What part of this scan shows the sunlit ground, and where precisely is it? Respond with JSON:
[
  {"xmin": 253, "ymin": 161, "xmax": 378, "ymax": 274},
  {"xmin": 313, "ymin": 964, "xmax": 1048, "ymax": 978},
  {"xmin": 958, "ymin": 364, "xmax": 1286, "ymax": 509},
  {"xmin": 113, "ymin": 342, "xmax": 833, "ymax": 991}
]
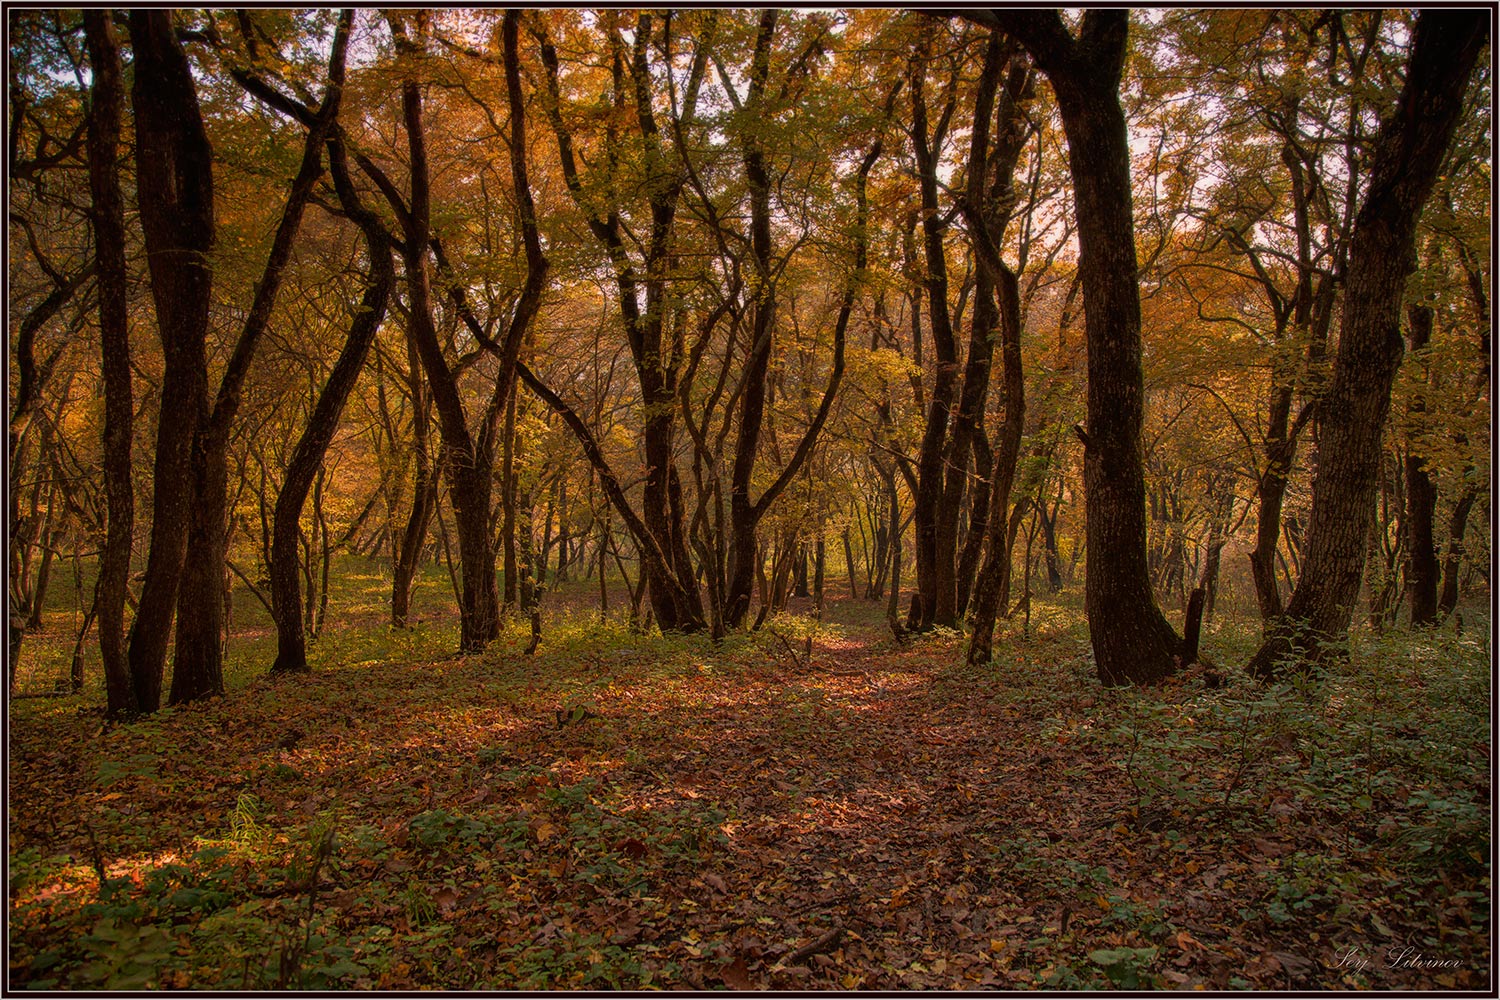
[{"xmin": 7, "ymin": 558, "xmax": 1491, "ymax": 990}]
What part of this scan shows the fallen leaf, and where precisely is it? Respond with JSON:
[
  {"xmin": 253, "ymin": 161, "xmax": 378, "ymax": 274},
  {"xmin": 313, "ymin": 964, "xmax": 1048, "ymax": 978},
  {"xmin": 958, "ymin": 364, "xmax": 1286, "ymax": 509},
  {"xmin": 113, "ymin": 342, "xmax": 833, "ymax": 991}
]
[{"xmin": 719, "ymin": 956, "xmax": 753, "ymax": 990}]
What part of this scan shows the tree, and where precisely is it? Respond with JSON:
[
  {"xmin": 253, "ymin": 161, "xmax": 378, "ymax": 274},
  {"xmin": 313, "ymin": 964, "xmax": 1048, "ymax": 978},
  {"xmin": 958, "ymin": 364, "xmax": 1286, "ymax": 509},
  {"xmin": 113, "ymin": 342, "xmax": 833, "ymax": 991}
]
[
  {"xmin": 533, "ymin": 11, "xmax": 707, "ymax": 632},
  {"xmin": 982, "ymin": 10, "xmax": 1184, "ymax": 684},
  {"xmin": 1248, "ymin": 11, "xmax": 1488, "ymax": 678},
  {"xmin": 168, "ymin": 13, "xmax": 351, "ymax": 702},
  {"xmin": 83, "ymin": 9, "xmax": 134, "ymax": 716},
  {"xmin": 124, "ymin": 10, "xmax": 216, "ymax": 712},
  {"xmin": 1402, "ymin": 304, "xmax": 1440, "ymax": 626},
  {"xmin": 255, "ymin": 14, "xmax": 392, "ymax": 675}
]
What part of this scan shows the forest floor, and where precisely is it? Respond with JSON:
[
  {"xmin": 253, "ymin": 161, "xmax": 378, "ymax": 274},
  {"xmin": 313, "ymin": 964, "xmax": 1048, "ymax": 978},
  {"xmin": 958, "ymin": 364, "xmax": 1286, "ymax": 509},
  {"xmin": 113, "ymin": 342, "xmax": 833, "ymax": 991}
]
[{"xmin": 6, "ymin": 565, "xmax": 1492, "ymax": 991}]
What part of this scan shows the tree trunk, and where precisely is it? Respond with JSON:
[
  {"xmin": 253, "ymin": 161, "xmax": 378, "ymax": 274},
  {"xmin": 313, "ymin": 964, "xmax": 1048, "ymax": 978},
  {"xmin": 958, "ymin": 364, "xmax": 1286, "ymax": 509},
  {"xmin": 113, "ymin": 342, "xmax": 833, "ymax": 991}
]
[
  {"xmin": 124, "ymin": 9, "xmax": 216, "ymax": 713},
  {"xmin": 270, "ymin": 135, "xmax": 393, "ymax": 673},
  {"xmin": 1403, "ymin": 304, "xmax": 1440, "ymax": 626},
  {"xmin": 941, "ymin": 36, "xmax": 1007, "ymax": 622},
  {"xmin": 814, "ymin": 536, "xmax": 825, "ymax": 609},
  {"xmin": 1038, "ymin": 495, "xmax": 1064, "ymax": 594},
  {"xmin": 843, "ymin": 527, "xmax": 859, "ymax": 600},
  {"xmin": 1249, "ymin": 11, "xmax": 1487, "ymax": 678},
  {"xmin": 967, "ymin": 264, "xmax": 1026, "ymax": 665},
  {"xmin": 723, "ymin": 17, "xmax": 877, "ymax": 629},
  {"xmin": 1437, "ymin": 487, "xmax": 1477, "ymax": 621},
  {"xmin": 909, "ymin": 27, "xmax": 962, "ymax": 630},
  {"xmin": 393, "ymin": 340, "xmax": 436, "ymax": 627},
  {"xmin": 176, "ymin": 13, "xmax": 351, "ymax": 701},
  {"xmin": 384, "ymin": 12, "xmax": 550, "ymax": 653},
  {"xmin": 537, "ymin": 16, "xmax": 701, "ymax": 633},
  {"xmin": 83, "ymin": 11, "xmax": 135, "ymax": 715},
  {"xmin": 724, "ymin": 16, "xmax": 779, "ymax": 630},
  {"xmin": 991, "ymin": 10, "xmax": 1183, "ymax": 684},
  {"xmin": 501, "ymin": 388, "xmax": 520, "ymax": 610}
]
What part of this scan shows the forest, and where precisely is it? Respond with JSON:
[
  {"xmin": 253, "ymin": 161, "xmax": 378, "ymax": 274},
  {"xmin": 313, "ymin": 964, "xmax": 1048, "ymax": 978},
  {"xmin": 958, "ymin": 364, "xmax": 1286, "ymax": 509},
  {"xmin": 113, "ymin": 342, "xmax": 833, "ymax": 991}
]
[{"xmin": 6, "ymin": 8, "xmax": 1491, "ymax": 991}]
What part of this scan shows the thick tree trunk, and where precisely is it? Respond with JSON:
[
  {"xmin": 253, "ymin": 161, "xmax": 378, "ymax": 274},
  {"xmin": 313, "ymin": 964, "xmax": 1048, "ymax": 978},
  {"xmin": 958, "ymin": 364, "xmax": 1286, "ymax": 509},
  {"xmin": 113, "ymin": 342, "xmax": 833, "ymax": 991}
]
[
  {"xmin": 176, "ymin": 14, "xmax": 350, "ymax": 700},
  {"xmin": 124, "ymin": 10, "xmax": 216, "ymax": 713},
  {"xmin": 991, "ymin": 10, "xmax": 1182, "ymax": 684},
  {"xmin": 171, "ymin": 451, "xmax": 230, "ymax": 701},
  {"xmin": 1249, "ymin": 12, "xmax": 1487, "ymax": 678},
  {"xmin": 84, "ymin": 10, "xmax": 136, "ymax": 717},
  {"xmin": 1403, "ymin": 304, "xmax": 1439, "ymax": 626}
]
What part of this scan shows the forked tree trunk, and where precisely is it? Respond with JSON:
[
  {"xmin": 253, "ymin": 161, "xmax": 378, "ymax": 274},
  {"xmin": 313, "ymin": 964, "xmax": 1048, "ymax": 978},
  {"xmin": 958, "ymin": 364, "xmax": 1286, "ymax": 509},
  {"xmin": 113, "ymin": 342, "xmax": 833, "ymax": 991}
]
[
  {"xmin": 909, "ymin": 26, "xmax": 962, "ymax": 631},
  {"xmin": 176, "ymin": 12, "xmax": 351, "ymax": 701},
  {"xmin": 124, "ymin": 9, "xmax": 215, "ymax": 713},
  {"xmin": 1249, "ymin": 11, "xmax": 1487, "ymax": 678}
]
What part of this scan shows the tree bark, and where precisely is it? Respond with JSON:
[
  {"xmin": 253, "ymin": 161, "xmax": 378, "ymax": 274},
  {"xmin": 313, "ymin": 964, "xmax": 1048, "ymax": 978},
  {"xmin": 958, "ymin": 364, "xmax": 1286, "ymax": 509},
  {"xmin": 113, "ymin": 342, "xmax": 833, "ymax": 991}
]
[
  {"xmin": 1437, "ymin": 487, "xmax": 1477, "ymax": 621},
  {"xmin": 1248, "ymin": 11, "xmax": 1487, "ymax": 678},
  {"xmin": 84, "ymin": 10, "xmax": 137, "ymax": 718},
  {"xmin": 270, "ymin": 134, "xmax": 394, "ymax": 674},
  {"xmin": 174, "ymin": 12, "xmax": 351, "ymax": 701},
  {"xmin": 909, "ymin": 27, "xmax": 962, "ymax": 630},
  {"xmin": 125, "ymin": 9, "xmax": 216, "ymax": 713},
  {"xmin": 1403, "ymin": 304, "xmax": 1439, "ymax": 626},
  {"xmin": 990, "ymin": 10, "xmax": 1183, "ymax": 684}
]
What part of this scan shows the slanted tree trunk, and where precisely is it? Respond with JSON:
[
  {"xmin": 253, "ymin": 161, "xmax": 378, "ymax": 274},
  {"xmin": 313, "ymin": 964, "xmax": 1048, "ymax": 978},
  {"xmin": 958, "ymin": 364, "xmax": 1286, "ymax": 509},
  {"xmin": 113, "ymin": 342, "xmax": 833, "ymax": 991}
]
[
  {"xmin": 391, "ymin": 333, "xmax": 437, "ymax": 627},
  {"xmin": 124, "ymin": 9, "xmax": 216, "ymax": 713},
  {"xmin": 536, "ymin": 15, "xmax": 703, "ymax": 632},
  {"xmin": 1403, "ymin": 304, "xmax": 1440, "ymax": 626},
  {"xmin": 84, "ymin": 10, "xmax": 136, "ymax": 717},
  {"xmin": 270, "ymin": 134, "xmax": 394, "ymax": 674},
  {"xmin": 1249, "ymin": 11, "xmax": 1487, "ymax": 678},
  {"xmin": 988, "ymin": 10, "xmax": 1182, "ymax": 684},
  {"xmin": 967, "ymin": 262, "xmax": 1026, "ymax": 665}
]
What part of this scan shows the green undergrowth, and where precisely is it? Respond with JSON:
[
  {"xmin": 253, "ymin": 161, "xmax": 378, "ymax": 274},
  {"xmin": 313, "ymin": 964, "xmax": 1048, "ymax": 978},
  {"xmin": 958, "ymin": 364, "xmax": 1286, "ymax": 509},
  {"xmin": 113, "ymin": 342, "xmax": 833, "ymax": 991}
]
[{"xmin": 7, "ymin": 583, "xmax": 1490, "ymax": 990}]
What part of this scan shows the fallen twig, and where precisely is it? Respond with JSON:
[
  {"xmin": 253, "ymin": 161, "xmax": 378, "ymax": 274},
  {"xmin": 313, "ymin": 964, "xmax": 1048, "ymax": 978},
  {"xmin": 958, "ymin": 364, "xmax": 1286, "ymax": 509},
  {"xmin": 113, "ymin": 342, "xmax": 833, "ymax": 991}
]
[{"xmin": 785, "ymin": 924, "xmax": 844, "ymax": 965}]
